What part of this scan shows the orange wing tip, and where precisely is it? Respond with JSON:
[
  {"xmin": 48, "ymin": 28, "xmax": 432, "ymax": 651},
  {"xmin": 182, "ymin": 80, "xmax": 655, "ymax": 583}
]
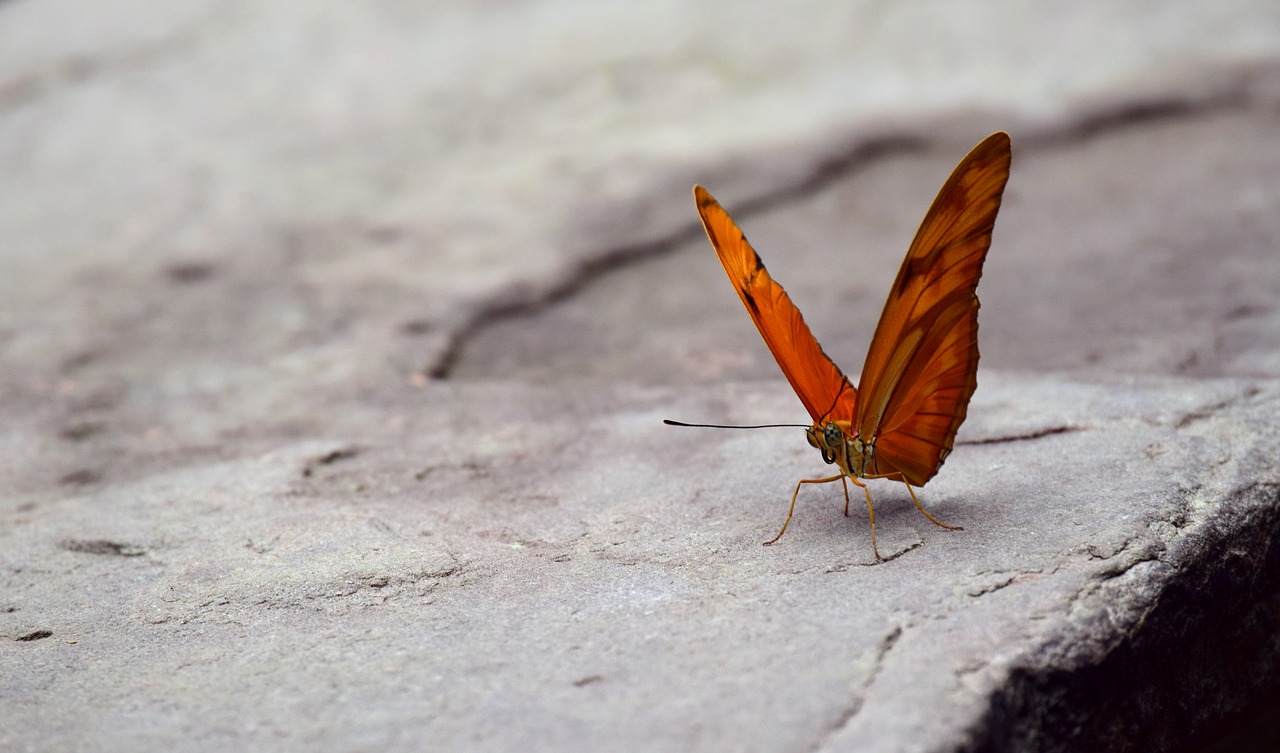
[{"xmin": 693, "ymin": 184, "xmax": 718, "ymax": 210}]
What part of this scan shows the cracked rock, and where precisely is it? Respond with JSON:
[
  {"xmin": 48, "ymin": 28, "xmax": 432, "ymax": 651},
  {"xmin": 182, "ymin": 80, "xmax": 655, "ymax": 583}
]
[{"xmin": 4, "ymin": 2, "xmax": 1280, "ymax": 752}]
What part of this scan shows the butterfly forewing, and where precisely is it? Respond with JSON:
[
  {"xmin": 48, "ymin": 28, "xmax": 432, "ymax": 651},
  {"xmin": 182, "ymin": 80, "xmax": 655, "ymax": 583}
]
[
  {"xmin": 693, "ymin": 186, "xmax": 856, "ymax": 424},
  {"xmin": 855, "ymin": 132, "xmax": 1012, "ymax": 483}
]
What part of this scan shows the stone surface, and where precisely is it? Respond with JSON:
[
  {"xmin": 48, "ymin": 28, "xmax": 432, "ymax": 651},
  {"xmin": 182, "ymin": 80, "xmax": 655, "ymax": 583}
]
[
  {"xmin": 2, "ymin": 376, "xmax": 1279, "ymax": 753},
  {"xmin": 3, "ymin": 1, "xmax": 1280, "ymax": 752}
]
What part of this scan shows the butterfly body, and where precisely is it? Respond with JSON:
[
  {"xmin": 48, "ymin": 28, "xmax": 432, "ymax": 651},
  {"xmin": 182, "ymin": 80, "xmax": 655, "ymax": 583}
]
[
  {"xmin": 692, "ymin": 132, "xmax": 1012, "ymax": 559},
  {"xmin": 805, "ymin": 420, "xmax": 869, "ymax": 477}
]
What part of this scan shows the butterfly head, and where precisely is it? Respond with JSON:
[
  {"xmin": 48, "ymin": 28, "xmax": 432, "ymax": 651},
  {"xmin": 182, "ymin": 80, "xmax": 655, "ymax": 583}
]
[{"xmin": 806, "ymin": 420, "xmax": 873, "ymax": 478}]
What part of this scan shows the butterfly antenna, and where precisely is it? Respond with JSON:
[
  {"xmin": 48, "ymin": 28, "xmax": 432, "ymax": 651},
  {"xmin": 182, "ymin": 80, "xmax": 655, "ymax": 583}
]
[{"xmin": 663, "ymin": 420, "xmax": 807, "ymax": 430}]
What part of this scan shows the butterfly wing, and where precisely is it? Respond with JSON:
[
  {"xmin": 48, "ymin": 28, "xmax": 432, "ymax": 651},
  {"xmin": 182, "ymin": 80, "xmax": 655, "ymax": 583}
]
[
  {"xmin": 694, "ymin": 185, "xmax": 856, "ymax": 424},
  {"xmin": 854, "ymin": 132, "xmax": 1012, "ymax": 484}
]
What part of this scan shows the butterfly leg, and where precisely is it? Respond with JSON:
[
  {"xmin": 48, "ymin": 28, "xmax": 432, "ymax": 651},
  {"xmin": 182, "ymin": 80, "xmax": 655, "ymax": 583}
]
[
  {"xmin": 841, "ymin": 475, "xmax": 851, "ymax": 517},
  {"xmin": 849, "ymin": 477, "xmax": 881, "ymax": 561},
  {"xmin": 765, "ymin": 474, "xmax": 844, "ymax": 546}
]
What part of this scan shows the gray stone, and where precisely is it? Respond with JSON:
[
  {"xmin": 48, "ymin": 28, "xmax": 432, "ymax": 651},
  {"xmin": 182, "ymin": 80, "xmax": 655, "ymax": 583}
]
[
  {"xmin": 2, "ymin": 377, "xmax": 1278, "ymax": 752},
  {"xmin": 4, "ymin": 1, "xmax": 1280, "ymax": 752}
]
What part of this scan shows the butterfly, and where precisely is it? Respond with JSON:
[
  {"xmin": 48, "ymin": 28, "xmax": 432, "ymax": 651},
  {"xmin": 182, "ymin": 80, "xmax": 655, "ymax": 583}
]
[{"xmin": 688, "ymin": 132, "xmax": 1012, "ymax": 560}]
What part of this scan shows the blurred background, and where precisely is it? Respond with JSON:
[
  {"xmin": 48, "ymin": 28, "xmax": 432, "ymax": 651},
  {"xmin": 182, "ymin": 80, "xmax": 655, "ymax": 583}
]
[{"xmin": 2, "ymin": 0, "xmax": 1277, "ymax": 411}]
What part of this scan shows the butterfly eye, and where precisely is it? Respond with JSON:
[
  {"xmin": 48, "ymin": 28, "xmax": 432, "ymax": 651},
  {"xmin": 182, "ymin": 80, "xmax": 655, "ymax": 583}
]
[{"xmin": 823, "ymin": 423, "xmax": 843, "ymax": 447}]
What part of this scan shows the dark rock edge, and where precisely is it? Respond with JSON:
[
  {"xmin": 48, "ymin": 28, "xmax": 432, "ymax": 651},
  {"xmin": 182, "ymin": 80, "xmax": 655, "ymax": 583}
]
[{"xmin": 965, "ymin": 481, "xmax": 1280, "ymax": 753}]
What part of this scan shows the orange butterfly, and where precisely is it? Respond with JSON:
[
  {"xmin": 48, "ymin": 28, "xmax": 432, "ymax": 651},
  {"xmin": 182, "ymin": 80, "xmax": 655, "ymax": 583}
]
[{"xmin": 689, "ymin": 132, "xmax": 1011, "ymax": 560}]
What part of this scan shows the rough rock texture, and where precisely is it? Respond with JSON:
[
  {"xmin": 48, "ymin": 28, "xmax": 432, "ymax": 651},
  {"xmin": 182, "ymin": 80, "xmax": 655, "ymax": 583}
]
[{"xmin": 3, "ymin": 2, "xmax": 1280, "ymax": 752}]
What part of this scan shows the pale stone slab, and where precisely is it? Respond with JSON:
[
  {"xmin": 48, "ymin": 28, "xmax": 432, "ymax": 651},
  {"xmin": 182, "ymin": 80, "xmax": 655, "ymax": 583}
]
[
  {"xmin": 2, "ymin": 375, "xmax": 1277, "ymax": 752},
  {"xmin": 3, "ymin": 1, "xmax": 1280, "ymax": 751}
]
